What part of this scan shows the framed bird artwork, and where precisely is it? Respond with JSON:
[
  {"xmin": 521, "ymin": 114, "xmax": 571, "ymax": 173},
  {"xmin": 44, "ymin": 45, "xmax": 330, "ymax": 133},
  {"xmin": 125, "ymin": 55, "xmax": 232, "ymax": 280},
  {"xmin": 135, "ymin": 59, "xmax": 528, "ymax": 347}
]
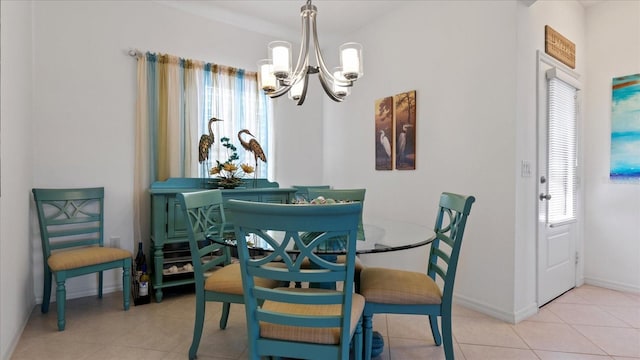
[
  {"xmin": 394, "ymin": 90, "xmax": 416, "ymax": 170},
  {"xmin": 375, "ymin": 96, "xmax": 393, "ymax": 170}
]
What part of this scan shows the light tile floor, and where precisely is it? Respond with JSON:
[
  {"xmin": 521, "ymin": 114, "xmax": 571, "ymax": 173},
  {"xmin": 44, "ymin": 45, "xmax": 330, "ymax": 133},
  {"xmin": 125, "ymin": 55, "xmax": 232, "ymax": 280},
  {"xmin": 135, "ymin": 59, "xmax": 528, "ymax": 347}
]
[{"xmin": 11, "ymin": 284, "xmax": 640, "ymax": 359}]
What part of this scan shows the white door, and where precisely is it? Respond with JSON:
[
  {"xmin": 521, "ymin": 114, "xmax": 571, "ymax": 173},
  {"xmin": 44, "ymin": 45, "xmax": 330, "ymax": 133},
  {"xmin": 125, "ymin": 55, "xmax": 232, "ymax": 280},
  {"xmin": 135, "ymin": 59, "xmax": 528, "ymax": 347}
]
[{"xmin": 536, "ymin": 52, "xmax": 580, "ymax": 306}]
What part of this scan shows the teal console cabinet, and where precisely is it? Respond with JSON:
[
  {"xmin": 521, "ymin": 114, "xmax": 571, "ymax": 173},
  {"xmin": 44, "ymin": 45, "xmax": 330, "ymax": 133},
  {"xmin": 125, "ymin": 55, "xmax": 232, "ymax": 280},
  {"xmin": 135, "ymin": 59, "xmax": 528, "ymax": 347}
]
[{"xmin": 149, "ymin": 177, "xmax": 296, "ymax": 302}]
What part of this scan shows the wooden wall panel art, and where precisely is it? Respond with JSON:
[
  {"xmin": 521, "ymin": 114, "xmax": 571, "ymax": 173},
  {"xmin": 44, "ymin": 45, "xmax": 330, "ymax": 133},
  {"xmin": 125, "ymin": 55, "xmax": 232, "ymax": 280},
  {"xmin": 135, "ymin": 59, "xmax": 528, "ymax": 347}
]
[
  {"xmin": 375, "ymin": 96, "xmax": 393, "ymax": 170},
  {"xmin": 394, "ymin": 90, "xmax": 416, "ymax": 170},
  {"xmin": 375, "ymin": 90, "xmax": 417, "ymax": 170},
  {"xmin": 545, "ymin": 25, "xmax": 576, "ymax": 69}
]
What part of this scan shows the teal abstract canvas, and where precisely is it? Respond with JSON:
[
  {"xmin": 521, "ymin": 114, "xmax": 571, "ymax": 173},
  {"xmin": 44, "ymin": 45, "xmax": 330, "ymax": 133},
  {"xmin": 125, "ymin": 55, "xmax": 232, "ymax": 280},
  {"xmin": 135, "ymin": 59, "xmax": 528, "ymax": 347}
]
[{"xmin": 610, "ymin": 73, "xmax": 640, "ymax": 180}]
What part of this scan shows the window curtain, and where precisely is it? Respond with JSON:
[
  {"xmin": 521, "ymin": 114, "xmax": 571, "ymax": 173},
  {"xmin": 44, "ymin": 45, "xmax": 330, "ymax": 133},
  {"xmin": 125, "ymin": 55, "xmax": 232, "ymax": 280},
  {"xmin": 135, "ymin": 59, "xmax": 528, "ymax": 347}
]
[
  {"xmin": 133, "ymin": 51, "xmax": 272, "ymax": 250},
  {"xmin": 203, "ymin": 64, "xmax": 272, "ymax": 179},
  {"xmin": 184, "ymin": 60, "xmax": 204, "ymax": 176}
]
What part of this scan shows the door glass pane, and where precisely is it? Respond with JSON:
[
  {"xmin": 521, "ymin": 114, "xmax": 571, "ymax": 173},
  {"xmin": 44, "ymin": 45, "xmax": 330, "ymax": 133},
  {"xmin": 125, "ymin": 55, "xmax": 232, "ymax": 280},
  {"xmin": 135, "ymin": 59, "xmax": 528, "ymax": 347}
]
[{"xmin": 547, "ymin": 77, "xmax": 577, "ymax": 224}]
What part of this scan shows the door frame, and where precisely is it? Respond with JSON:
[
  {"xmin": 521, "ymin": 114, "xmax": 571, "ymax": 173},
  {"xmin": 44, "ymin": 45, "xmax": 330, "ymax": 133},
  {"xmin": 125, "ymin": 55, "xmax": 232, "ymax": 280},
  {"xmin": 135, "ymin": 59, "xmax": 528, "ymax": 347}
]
[{"xmin": 535, "ymin": 50, "xmax": 584, "ymax": 306}]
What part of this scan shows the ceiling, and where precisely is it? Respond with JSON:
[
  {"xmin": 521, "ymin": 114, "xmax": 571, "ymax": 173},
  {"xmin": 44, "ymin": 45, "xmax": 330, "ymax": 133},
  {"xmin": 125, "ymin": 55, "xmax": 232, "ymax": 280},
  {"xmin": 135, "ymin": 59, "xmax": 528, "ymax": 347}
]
[
  {"xmin": 578, "ymin": 0, "xmax": 605, "ymax": 7},
  {"xmin": 159, "ymin": 0, "xmax": 604, "ymax": 41},
  {"xmin": 158, "ymin": 0, "xmax": 413, "ymax": 41}
]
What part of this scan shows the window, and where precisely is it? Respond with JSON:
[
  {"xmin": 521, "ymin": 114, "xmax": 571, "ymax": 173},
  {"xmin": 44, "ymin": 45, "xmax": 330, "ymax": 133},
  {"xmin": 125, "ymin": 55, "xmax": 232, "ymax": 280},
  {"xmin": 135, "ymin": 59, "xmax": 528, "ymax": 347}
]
[
  {"xmin": 546, "ymin": 70, "xmax": 578, "ymax": 224},
  {"xmin": 201, "ymin": 66, "xmax": 272, "ymax": 179}
]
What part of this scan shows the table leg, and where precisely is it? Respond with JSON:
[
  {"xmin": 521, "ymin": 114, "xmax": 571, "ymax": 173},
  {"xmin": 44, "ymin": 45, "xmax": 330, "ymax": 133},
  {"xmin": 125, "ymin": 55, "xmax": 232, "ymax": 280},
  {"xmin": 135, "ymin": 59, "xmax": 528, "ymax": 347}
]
[
  {"xmin": 364, "ymin": 315, "xmax": 385, "ymax": 358},
  {"xmin": 371, "ymin": 331, "xmax": 384, "ymax": 357}
]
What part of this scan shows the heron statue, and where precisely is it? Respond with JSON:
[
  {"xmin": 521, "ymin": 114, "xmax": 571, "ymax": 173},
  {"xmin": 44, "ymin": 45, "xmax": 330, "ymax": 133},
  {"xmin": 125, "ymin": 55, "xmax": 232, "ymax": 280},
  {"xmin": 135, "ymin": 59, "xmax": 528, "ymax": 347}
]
[
  {"xmin": 238, "ymin": 129, "xmax": 266, "ymax": 178},
  {"xmin": 198, "ymin": 117, "xmax": 223, "ymax": 163}
]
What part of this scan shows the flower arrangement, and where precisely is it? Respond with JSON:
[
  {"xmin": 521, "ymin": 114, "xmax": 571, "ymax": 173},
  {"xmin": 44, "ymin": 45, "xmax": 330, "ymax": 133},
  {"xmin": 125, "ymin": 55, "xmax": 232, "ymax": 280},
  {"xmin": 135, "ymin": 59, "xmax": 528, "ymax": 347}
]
[{"xmin": 209, "ymin": 137, "xmax": 254, "ymax": 188}]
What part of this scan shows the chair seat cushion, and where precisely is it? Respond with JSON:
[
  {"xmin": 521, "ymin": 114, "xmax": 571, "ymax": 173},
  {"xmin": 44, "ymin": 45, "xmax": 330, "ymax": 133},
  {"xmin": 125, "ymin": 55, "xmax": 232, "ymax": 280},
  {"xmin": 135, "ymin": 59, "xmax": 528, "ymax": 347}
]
[
  {"xmin": 359, "ymin": 267, "xmax": 442, "ymax": 305},
  {"xmin": 48, "ymin": 247, "xmax": 131, "ymax": 271},
  {"xmin": 204, "ymin": 263, "xmax": 280, "ymax": 295},
  {"xmin": 260, "ymin": 287, "xmax": 365, "ymax": 345}
]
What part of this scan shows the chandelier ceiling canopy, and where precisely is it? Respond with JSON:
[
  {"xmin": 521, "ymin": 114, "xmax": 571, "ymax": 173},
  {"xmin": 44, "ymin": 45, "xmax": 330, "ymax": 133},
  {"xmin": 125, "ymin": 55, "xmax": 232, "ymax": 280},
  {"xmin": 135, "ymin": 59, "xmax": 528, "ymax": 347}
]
[{"xmin": 258, "ymin": 0, "xmax": 363, "ymax": 105}]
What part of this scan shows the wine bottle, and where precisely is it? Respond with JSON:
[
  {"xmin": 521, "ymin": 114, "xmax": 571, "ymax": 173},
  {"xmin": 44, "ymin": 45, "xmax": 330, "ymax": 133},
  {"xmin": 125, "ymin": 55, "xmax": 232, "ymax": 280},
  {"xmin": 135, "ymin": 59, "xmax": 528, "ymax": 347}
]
[
  {"xmin": 136, "ymin": 264, "xmax": 151, "ymax": 305},
  {"xmin": 134, "ymin": 241, "xmax": 146, "ymax": 276}
]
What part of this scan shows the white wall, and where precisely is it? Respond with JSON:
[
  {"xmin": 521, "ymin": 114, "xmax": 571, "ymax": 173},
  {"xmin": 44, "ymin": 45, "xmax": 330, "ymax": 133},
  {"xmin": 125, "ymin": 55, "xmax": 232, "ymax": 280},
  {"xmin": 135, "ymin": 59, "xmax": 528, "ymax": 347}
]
[
  {"xmin": 324, "ymin": 1, "xmax": 521, "ymax": 321},
  {"xmin": 270, "ymin": 92, "xmax": 324, "ymax": 187},
  {"xmin": 584, "ymin": 1, "xmax": 640, "ymax": 292},
  {"xmin": 29, "ymin": 0, "xmax": 323, "ymax": 303},
  {"xmin": 1, "ymin": 2, "xmax": 36, "ymax": 358}
]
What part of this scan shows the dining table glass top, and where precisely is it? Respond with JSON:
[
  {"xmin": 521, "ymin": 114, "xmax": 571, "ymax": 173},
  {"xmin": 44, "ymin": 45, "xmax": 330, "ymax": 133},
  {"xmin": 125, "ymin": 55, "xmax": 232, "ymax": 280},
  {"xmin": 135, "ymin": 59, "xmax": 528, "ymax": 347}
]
[{"xmin": 209, "ymin": 217, "xmax": 435, "ymax": 255}]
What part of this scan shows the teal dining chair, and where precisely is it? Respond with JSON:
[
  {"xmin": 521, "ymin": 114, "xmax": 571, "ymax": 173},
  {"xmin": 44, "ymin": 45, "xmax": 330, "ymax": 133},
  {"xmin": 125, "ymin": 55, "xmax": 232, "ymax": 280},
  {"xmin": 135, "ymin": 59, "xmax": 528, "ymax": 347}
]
[
  {"xmin": 177, "ymin": 190, "xmax": 281, "ymax": 360},
  {"xmin": 226, "ymin": 199, "xmax": 365, "ymax": 360},
  {"xmin": 359, "ymin": 192, "xmax": 475, "ymax": 360},
  {"xmin": 306, "ymin": 188, "xmax": 367, "ymax": 291},
  {"xmin": 32, "ymin": 187, "xmax": 132, "ymax": 331},
  {"xmin": 307, "ymin": 188, "xmax": 366, "ymax": 240}
]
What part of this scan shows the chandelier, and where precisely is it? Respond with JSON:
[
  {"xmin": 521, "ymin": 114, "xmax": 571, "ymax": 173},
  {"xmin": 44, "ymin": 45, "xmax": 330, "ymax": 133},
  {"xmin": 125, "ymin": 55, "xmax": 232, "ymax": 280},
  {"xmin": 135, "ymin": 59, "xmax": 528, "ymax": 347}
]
[{"xmin": 257, "ymin": 0, "xmax": 363, "ymax": 105}]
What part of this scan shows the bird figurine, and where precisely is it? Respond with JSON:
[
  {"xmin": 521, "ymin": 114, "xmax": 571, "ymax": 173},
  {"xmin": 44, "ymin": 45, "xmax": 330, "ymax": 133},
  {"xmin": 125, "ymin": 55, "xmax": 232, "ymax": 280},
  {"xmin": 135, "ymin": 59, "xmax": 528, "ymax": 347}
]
[
  {"xmin": 238, "ymin": 129, "xmax": 266, "ymax": 177},
  {"xmin": 198, "ymin": 117, "xmax": 223, "ymax": 163}
]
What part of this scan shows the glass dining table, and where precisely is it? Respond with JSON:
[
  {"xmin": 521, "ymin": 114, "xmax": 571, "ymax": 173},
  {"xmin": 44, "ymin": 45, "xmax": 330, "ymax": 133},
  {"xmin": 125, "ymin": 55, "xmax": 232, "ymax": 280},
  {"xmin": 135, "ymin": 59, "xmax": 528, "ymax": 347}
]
[{"xmin": 212, "ymin": 217, "xmax": 435, "ymax": 256}]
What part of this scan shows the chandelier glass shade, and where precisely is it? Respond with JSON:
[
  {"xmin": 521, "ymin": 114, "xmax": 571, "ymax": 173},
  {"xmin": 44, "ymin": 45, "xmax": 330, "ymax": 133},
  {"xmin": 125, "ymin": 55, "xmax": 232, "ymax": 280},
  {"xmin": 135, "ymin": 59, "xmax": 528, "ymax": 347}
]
[{"xmin": 257, "ymin": 0, "xmax": 363, "ymax": 105}]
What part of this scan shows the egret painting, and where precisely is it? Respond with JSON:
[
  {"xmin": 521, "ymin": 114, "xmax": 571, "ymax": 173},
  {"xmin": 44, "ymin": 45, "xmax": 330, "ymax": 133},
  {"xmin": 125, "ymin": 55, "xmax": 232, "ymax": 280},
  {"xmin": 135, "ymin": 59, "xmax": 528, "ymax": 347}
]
[
  {"xmin": 394, "ymin": 90, "xmax": 416, "ymax": 170},
  {"xmin": 375, "ymin": 96, "xmax": 393, "ymax": 170},
  {"xmin": 610, "ymin": 73, "xmax": 640, "ymax": 180}
]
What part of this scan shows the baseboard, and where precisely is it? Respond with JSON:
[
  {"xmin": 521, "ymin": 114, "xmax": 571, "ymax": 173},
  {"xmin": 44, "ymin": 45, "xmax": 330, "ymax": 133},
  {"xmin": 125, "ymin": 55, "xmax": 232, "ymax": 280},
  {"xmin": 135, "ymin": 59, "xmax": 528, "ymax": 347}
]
[
  {"xmin": 453, "ymin": 278, "xmax": 640, "ymax": 326},
  {"xmin": 3, "ymin": 303, "xmax": 37, "ymax": 360},
  {"xmin": 453, "ymin": 293, "xmax": 524, "ymax": 324},
  {"xmin": 583, "ymin": 276, "xmax": 640, "ymax": 294},
  {"xmin": 453, "ymin": 294, "xmax": 539, "ymax": 324},
  {"xmin": 513, "ymin": 302, "xmax": 539, "ymax": 323},
  {"xmin": 35, "ymin": 284, "xmax": 124, "ymax": 304}
]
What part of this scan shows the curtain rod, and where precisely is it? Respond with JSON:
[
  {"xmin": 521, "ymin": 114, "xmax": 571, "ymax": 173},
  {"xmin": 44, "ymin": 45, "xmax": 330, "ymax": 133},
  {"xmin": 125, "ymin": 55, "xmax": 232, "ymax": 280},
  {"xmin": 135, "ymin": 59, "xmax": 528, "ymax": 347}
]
[
  {"xmin": 126, "ymin": 48, "xmax": 257, "ymax": 76},
  {"xmin": 128, "ymin": 48, "xmax": 142, "ymax": 57}
]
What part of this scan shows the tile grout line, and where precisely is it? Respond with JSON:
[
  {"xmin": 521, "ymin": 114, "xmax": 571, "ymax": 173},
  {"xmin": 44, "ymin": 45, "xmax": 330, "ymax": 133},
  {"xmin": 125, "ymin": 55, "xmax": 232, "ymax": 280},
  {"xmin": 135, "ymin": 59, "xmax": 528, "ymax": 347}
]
[{"xmin": 546, "ymin": 302, "xmax": 616, "ymax": 357}]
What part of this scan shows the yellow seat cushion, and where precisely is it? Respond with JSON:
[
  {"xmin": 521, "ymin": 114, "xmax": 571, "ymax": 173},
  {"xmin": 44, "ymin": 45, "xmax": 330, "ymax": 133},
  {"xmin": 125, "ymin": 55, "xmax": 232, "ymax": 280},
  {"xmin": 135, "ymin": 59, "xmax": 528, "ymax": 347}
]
[
  {"xmin": 204, "ymin": 263, "xmax": 280, "ymax": 295},
  {"xmin": 260, "ymin": 287, "xmax": 365, "ymax": 345},
  {"xmin": 48, "ymin": 247, "xmax": 131, "ymax": 271},
  {"xmin": 359, "ymin": 267, "xmax": 442, "ymax": 305}
]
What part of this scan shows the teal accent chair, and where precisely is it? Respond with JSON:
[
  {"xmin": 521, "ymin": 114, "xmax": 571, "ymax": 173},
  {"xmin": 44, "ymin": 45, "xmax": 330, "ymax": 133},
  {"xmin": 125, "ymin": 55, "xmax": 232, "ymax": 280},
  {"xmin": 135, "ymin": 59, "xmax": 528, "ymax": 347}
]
[
  {"xmin": 226, "ymin": 200, "xmax": 365, "ymax": 360},
  {"xmin": 292, "ymin": 185, "xmax": 331, "ymax": 202},
  {"xmin": 32, "ymin": 187, "xmax": 132, "ymax": 331},
  {"xmin": 177, "ymin": 190, "xmax": 280, "ymax": 360},
  {"xmin": 306, "ymin": 188, "xmax": 367, "ymax": 291},
  {"xmin": 359, "ymin": 192, "xmax": 475, "ymax": 360}
]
